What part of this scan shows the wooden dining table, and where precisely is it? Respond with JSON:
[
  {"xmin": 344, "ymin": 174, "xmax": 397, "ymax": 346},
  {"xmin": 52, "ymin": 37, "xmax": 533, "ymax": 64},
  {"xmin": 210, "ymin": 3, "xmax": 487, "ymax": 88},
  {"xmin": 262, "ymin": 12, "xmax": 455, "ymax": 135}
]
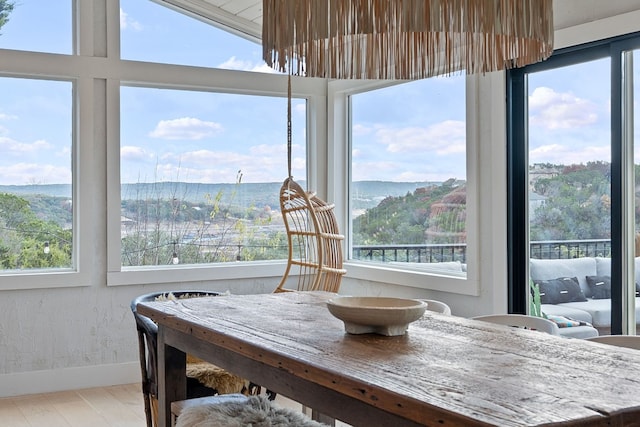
[{"xmin": 136, "ymin": 291, "xmax": 640, "ymax": 427}]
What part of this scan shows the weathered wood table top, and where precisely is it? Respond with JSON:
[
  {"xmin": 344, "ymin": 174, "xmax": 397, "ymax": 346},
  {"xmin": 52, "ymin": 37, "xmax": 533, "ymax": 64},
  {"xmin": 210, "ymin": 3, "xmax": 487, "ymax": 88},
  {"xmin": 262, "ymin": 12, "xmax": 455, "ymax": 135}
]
[{"xmin": 137, "ymin": 291, "xmax": 640, "ymax": 427}]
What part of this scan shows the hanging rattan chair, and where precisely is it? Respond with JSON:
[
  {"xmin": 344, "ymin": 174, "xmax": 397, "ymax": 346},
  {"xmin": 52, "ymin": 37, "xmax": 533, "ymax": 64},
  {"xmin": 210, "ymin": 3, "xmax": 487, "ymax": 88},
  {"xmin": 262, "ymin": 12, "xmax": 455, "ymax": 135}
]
[
  {"xmin": 274, "ymin": 177, "xmax": 346, "ymax": 293},
  {"xmin": 274, "ymin": 76, "xmax": 346, "ymax": 293}
]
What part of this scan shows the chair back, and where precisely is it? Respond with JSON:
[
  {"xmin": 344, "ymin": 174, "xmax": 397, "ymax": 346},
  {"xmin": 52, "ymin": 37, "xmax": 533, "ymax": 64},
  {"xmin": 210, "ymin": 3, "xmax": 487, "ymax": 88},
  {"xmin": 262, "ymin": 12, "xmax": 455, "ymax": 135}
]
[
  {"xmin": 422, "ymin": 299, "xmax": 452, "ymax": 315},
  {"xmin": 131, "ymin": 291, "xmax": 220, "ymax": 427},
  {"xmin": 275, "ymin": 177, "xmax": 346, "ymax": 293},
  {"xmin": 472, "ymin": 314, "xmax": 560, "ymax": 335},
  {"xmin": 586, "ymin": 335, "xmax": 640, "ymax": 350}
]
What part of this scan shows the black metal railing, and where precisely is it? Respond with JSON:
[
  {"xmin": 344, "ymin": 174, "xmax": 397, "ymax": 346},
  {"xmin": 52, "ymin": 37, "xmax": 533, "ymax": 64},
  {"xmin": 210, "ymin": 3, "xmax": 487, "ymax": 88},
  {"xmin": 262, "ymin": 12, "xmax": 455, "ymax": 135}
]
[
  {"xmin": 352, "ymin": 243, "xmax": 467, "ymax": 263},
  {"xmin": 528, "ymin": 239, "xmax": 611, "ymax": 259},
  {"xmin": 352, "ymin": 239, "xmax": 612, "ymax": 264}
]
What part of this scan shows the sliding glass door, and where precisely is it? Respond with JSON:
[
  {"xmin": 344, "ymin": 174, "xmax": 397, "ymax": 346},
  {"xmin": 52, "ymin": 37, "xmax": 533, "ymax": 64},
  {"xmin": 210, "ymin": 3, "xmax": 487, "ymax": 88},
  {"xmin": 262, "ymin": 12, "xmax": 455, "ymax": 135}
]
[
  {"xmin": 508, "ymin": 33, "xmax": 640, "ymax": 335},
  {"xmin": 527, "ymin": 58, "xmax": 611, "ymax": 261}
]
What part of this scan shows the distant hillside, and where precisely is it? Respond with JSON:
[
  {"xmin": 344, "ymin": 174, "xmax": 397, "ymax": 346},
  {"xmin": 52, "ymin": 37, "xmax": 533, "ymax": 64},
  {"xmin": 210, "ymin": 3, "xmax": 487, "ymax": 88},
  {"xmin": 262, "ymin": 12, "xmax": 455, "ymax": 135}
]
[
  {"xmin": 0, "ymin": 184, "xmax": 72, "ymax": 198},
  {"xmin": 120, "ymin": 182, "xmax": 285, "ymax": 209},
  {"xmin": 352, "ymin": 181, "xmax": 437, "ymax": 210},
  {"xmin": 1, "ymin": 181, "xmax": 436, "ymax": 211},
  {"xmin": 353, "ymin": 180, "xmax": 466, "ymax": 245}
]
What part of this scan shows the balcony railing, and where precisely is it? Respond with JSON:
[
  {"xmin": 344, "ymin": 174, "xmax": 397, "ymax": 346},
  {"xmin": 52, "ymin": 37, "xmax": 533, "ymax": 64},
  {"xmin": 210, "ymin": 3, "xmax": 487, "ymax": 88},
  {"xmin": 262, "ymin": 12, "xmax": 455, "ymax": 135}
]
[
  {"xmin": 352, "ymin": 239, "xmax": 612, "ymax": 264},
  {"xmin": 352, "ymin": 244, "xmax": 467, "ymax": 263},
  {"xmin": 528, "ymin": 239, "xmax": 611, "ymax": 259}
]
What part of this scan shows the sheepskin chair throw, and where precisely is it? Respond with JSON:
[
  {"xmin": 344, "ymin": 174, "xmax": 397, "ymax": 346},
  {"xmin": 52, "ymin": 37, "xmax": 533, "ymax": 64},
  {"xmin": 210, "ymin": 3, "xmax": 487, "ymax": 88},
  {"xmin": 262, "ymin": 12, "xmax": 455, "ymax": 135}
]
[
  {"xmin": 186, "ymin": 355, "xmax": 247, "ymax": 394},
  {"xmin": 175, "ymin": 395, "xmax": 329, "ymax": 427}
]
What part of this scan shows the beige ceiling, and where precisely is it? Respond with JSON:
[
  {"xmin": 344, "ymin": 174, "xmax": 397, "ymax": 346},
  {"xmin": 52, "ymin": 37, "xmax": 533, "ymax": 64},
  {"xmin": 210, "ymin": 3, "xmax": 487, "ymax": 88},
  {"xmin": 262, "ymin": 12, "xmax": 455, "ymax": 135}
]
[
  {"xmin": 154, "ymin": 0, "xmax": 263, "ymax": 42},
  {"xmin": 156, "ymin": 0, "xmax": 640, "ymax": 43}
]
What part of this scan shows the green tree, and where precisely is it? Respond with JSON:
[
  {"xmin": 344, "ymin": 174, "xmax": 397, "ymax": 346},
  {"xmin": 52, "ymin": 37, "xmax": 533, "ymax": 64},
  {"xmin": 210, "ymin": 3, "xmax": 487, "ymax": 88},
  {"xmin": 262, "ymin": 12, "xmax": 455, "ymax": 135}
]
[
  {"xmin": 0, "ymin": 193, "xmax": 32, "ymax": 228},
  {"xmin": 0, "ymin": 0, "xmax": 15, "ymax": 34},
  {"xmin": 0, "ymin": 193, "xmax": 72, "ymax": 269},
  {"xmin": 353, "ymin": 180, "xmax": 466, "ymax": 245},
  {"xmin": 530, "ymin": 162, "xmax": 611, "ymax": 242}
]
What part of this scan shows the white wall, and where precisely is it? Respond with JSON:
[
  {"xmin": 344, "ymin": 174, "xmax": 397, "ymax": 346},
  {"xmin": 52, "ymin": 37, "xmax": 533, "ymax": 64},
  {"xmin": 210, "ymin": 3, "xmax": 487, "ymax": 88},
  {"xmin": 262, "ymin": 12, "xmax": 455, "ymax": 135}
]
[{"xmin": 1, "ymin": 1, "xmax": 639, "ymax": 398}]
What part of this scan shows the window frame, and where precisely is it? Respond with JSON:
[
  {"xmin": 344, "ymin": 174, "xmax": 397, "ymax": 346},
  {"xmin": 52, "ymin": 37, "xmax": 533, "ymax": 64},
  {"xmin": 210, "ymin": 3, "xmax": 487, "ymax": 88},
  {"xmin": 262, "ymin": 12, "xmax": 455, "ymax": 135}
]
[
  {"xmin": 1, "ymin": 0, "xmax": 479, "ymax": 293},
  {"xmin": 106, "ymin": 68, "xmax": 326, "ymax": 286},
  {"xmin": 327, "ymin": 78, "xmax": 480, "ymax": 296},
  {"xmin": 0, "ymin": 69, "xmax": 94, "ymax": 290},
  {"xmin": 507, "ymin": 29, "xmax": 640, "ymax": 332}
]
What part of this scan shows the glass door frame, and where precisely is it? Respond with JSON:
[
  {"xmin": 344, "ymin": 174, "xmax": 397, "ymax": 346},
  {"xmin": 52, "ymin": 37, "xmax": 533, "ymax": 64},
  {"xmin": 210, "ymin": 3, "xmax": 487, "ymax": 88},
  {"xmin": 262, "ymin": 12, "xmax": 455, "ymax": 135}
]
[{"xmin": 507, "ymin": 32, "xmax": 640, "ymax": 334}]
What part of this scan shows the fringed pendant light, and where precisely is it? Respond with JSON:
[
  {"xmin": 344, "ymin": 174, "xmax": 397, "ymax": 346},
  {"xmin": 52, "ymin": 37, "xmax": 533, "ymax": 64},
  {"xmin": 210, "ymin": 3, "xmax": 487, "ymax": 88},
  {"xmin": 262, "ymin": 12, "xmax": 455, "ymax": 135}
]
[{"xmin": 262, "ymin": 0, "xmax": 554, "ymax": 79}]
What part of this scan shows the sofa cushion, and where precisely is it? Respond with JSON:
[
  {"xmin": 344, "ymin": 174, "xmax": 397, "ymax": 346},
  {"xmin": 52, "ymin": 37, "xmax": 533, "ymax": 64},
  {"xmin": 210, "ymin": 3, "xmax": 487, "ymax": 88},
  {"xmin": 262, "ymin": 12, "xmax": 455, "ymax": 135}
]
[
  {"xmin": 558, "ymin": 297, "xmax": 640, "ymax": 328},
  {"xmin": 595, "ymin": 257, "xmax": 611, "ymax": 277},
  {"xmin": 585, "ymin": 264, "xmax": 640, "ymax": 298},
  {"xmin": 558, "ymin": 299, "xmax": 612, "ymax": 327},
  {"xmin": 596, "ymin": 256, "xmax": 640, "ymax": 286},
  {"xmin": 533, "ymin": 277, "xmax": 587, "ymax": 304},
  {"xmin": 530, "ymin": 257, "xmax": 596, "ymax": 297},
  {"xmin": 586, "ymin": 275, "xmax": 611, "ymax": 299},
  {"xmin": 540, "ymin": 304, "xmax": 592, "ymax": 324}
]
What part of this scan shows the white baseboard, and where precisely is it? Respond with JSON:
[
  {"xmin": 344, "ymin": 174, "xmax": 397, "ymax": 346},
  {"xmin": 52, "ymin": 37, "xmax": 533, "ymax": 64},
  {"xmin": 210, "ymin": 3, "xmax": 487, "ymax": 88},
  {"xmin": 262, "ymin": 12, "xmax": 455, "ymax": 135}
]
[{"xmin": 0, "ymin": 362, "xmax": 140, "ymax": 398}]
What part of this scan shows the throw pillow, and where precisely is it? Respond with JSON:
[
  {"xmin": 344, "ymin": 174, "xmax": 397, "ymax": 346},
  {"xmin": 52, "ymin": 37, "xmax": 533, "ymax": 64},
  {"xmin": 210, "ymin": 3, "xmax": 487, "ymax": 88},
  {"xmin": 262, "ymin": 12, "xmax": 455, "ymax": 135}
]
[
  {"xmin": 585, "ymin": 276, "xmax": 640, "ymax": 299},
  {"xmin": 586, "ymin": 275, "xmax": 611, "ymax": 299},
  {"xmin": 533, "ymin": 277, "xmax": 588, "ymax": 304}
]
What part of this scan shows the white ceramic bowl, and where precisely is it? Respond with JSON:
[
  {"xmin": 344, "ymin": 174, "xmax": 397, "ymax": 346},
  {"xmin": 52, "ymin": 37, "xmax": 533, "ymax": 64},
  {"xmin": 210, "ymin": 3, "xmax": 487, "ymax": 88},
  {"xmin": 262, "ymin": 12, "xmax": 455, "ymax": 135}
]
[{"xmin": 326, "ymin": 296, "xmax": 427, "ymax": 336}]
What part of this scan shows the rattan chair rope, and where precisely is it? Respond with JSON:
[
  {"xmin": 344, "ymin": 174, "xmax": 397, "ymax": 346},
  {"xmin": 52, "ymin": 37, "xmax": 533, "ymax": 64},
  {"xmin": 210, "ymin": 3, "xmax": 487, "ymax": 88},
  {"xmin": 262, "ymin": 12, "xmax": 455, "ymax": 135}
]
[{"xmin": 274, "ymin": 76, "xmax": 346, "ymax": 293}]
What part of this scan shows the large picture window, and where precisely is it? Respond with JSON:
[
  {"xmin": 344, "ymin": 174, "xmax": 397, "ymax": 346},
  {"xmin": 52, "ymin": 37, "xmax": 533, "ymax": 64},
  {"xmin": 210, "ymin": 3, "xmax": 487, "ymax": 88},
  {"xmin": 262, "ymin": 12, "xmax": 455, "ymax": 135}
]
[
  {"xmin": 349, "ymin": 77, "xmax": 467, "ymax": 278},
  {"xmin": 119, "ymin": 86, "xmax": 306, "ymax": 268},
  {"xmin": 0, "ymin": 76, "xmax": 73, "ymax": 272}
]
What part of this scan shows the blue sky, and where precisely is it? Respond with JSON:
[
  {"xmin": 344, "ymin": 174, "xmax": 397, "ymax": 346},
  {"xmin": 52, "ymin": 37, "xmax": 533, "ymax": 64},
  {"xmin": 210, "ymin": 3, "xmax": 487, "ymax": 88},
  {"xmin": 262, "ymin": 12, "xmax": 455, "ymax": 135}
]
[
  {"xmin": 0, "ymin": 0, "xmax": 633, "ymax": 187},
  {"xmin": 528, "ymin": 57, "xmax": 619, "ymax": 166}
]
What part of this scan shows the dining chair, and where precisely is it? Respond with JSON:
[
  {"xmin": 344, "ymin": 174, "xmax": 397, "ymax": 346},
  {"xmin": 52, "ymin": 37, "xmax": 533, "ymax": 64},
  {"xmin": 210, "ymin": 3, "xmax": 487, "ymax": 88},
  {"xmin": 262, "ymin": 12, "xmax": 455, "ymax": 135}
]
[
  {"xmin": 472, "ymin": 314, "xmax": 561, "ymax": 335},
  {"xmin": 586, "ymin": 335, "xmax": 640, "ymax": 350},
  {"xmin": 131, "ymin": 290, "xmax": 249, "ymax": 427},
  {"xmin": 422, "ymin": 299, "xmax": 452, "ymax": 315}
]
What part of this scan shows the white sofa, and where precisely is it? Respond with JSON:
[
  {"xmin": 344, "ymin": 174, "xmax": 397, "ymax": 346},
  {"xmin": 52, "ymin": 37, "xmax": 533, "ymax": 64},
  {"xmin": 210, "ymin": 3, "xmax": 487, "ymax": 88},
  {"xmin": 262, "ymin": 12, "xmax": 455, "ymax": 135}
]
[{"xmin": 530, "ymin": 257, "xmax": 640, "ymax": 335}]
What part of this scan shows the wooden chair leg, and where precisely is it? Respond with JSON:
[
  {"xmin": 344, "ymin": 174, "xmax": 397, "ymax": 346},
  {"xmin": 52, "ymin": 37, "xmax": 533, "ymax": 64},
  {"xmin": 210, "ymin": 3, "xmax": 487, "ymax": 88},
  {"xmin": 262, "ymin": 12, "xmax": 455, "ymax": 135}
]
[
  {"xmin": 136, "ymin": 329, "xmax": 154, "ymax": 427},
  {"xmin": 302, "ymin": 405, "xmax": 336, "ymax": 426}
]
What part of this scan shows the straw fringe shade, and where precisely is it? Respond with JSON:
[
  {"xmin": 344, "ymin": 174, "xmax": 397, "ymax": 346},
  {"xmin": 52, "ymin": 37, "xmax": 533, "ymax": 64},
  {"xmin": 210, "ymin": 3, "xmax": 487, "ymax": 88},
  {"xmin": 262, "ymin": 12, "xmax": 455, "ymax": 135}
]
[{"xmin": 262, "ymin": 0, "xmax": 554, "ymax": 79}]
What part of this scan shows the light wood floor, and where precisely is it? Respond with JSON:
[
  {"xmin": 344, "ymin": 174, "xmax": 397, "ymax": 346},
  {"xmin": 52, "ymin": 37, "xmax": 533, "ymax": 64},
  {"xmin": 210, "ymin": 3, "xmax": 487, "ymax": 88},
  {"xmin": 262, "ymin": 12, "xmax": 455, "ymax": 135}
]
[
  {"xmin": 0, "ymin": 384, "xmax": 349, "ymax": 427},
  {"xmin": 0, "ymin": 383, "xmax": 147, "ymax": 427}
]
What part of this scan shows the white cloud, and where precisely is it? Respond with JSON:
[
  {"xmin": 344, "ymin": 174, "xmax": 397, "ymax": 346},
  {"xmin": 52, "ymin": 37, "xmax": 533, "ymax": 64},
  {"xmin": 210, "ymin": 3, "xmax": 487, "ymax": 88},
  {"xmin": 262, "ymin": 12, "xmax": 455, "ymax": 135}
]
[
  {"xmin": 375, "ymin": 120, "xmax": 466, "ymax": 155},
  {"xmin": 121, "ymin": 146, "xmax": 152, "ymax": 161},
  {"xmin": 349, "ymin": 120, "xmax": 468, "ymax": 181},
  {"xmin": 217, "ymin": 56, "xmax": 277, "ymax": 74},
  {"xmin": 352, "ymin": 124, "xmax": 372, "ymax": 137},
  {"xmin": 530, "ymin": 143, "xmax": 610, "ymax": 164},
  {"xmin": 149, "ymin": 117, "xmax": 223, "ymax": 140},
  {"xmin": 529, "ymin": 87, "xmax": 599, "ymax": 130},
  {"xmin": 0, "ymin": 113, "xmax": 18, "ymax": 120},
  {"xmin": 120, "ymin": 8, "xmax": 142, "ymax": 31},
  {"xmin": 137, "ymin": 144, "xmax": 300, "ymax": 184},
  {"xmin": 352, "ymin": 159, "xmax": 456, "ymax": 182},
  {"xmin": 0, "ymin": 137, "xmax": 52, "ymax": 154},
  {"xmin": 249, "ymin": 144, "xmax": 284, "ymax": 156},
  {"xmin": 294, "ymin": 103, "xmax": 306, "ymax": 115},
  {"xmin": 0, "ymin": 163, "xmax": 71, "ymax": 185}
]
